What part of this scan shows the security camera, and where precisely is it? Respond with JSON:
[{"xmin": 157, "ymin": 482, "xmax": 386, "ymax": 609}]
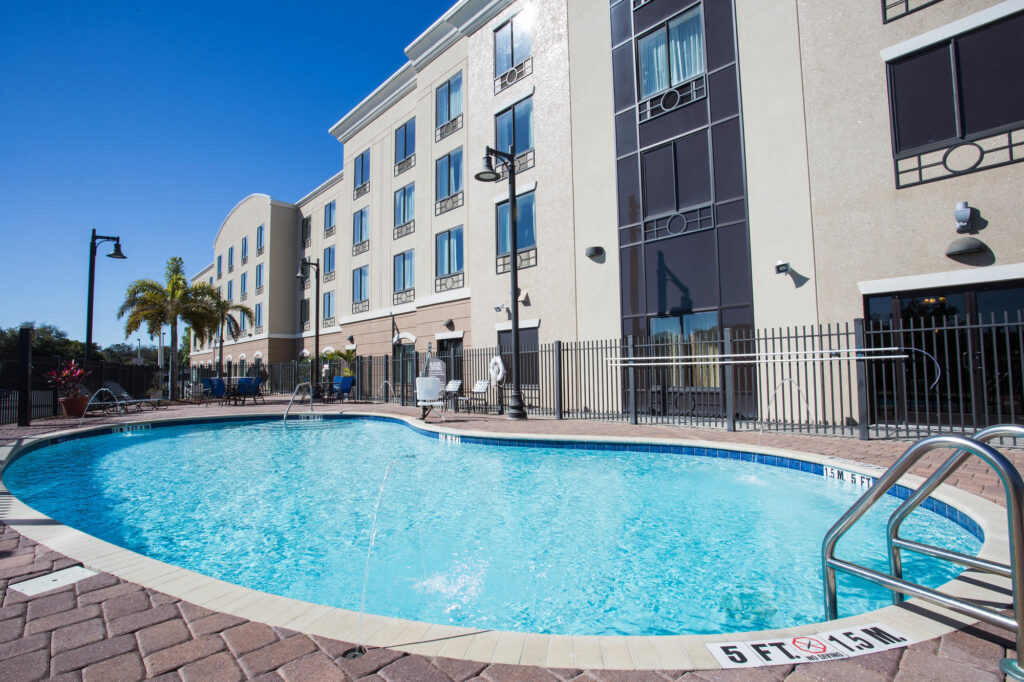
[
  {"xmin": 775, "ymin": 260, "xmax": 790, "ymax": 275},
  {"xmin": 494, "ymin": 304, "xmax": 503, "ymax": 312}
]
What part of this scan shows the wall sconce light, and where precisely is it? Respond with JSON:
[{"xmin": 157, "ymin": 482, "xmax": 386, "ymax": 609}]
[
  {"xmin": 441, "ymin": 318, "xmax": 453, "ymax": 329},
  {"xmin": 517, "ymin": 290, "xmax": 530, "ymax": 306},
  {"xmin": 585, "ymin": 246, "xmax": 605, "ymax": 260},
  {"xmin": 954, "ymin": 201, "xmax": 973, "ymax": 233},
  {"xmin": 346, "ymin": 335, "xmax": 354, "ymax": 343},
  {"xmin": 775, "ymin": 260, "xmax": 790, "ymax": 275}
]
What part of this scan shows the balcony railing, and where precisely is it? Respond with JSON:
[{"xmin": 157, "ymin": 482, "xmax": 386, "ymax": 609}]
[
  {"xmin": 256, "ymin": 286, "xmax": 264, "ymax": 296},
  {"xmin": 353, "ymin": 182, "xmax": 370, "ymax": 200},
  {"xmin": 435, "ymin": 191, "xmax": 464, "ymax": 216},
  {"xmin": 241, "ymin": 256, "xmax": 248, "ymax": 266},
  {"xmin": 257, "ymin": 246, "xmax": 264, "ymax": 256},
  {"xmin": 353, "ymin": 240, "xmax": 369, "ymax": 257},
  {"xmin": 323, "ymin": 271, "xmax": 336, "ymax": 283},
  {"xmin": 323, "ymin": 317, "xmax": 335, "ymax": 327},
  {"xmin": 254, "ymin": 325, "xmax": 263, "ymax": 335},
  {"xmin": 395, "ymin": 154, "xmax": 415, "ymax": 176},
  {"xmin": 494, "ymin": 57, "xmax": 533, "ymax": 95},
  {"xmin": 393, "ymin": 220, "xmax": 415, "ymax": 240},
  {"xmin": 324, "ymin": 226, "xmax": 336, "ymax": 238},
  {"xmin": 496, "ymin": 247, "xmax": 537, "ymax": 274},
  {"xmin": 352, "ymin": 300, "xmax": 369, "ymax": 314},
  {"xmin": 393, "ymin": 289, "xmax": 415, "ymax": 306},
  {"xmin": 434, "ymin": 272, "xmax": 464, "ymax": 293},
  {"xmin": 302, "ymin": 321, "xmax": 310, "ymax": 331},
  {"xmin": 240, "ymin": 293, "xmax": 247, "ymax": 302},
  {"xmin": 638, "ymin": 75, "xmax": 706, "ymax": 123},
  {"xmin": 498, "ymin": 148, "xmax": 535, "ymax": 181},
  {"xmin": 435, "ymin": 114, "xmax": 463, "ymax": 142}
]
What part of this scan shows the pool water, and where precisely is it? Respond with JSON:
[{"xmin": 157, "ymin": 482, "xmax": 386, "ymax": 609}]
[{"xmin": 3, "ymin": 418, "xmax": 981, "ymax": 636}]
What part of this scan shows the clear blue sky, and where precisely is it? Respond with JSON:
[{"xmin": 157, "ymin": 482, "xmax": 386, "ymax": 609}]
[{"xmin": 0, "ymin": 0, "xmax": 453, "ymax": 348}]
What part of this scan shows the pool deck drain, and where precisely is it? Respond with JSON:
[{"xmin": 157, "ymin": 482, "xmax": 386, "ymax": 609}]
[{"xmin": 0, "ymin": 398, "xmax": 1019, "ymax": 680}]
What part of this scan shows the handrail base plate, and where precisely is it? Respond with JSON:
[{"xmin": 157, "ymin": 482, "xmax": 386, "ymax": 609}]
[{"xmin": 1001, "ymin": 659, "xmax": 1024, "ymax": 680}]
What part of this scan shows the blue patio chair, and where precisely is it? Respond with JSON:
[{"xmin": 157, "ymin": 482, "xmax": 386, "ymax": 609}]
[
  {"xmin": 235, "ymin": 377, "xmax": 265, "ymax": 405},
  {"xmin": 203, "ymin": 378, "xmax": 227, "ymax": 406},
  {"xmin": 329, "ymin": 376, "xmax": 354, "ymax": 402}
]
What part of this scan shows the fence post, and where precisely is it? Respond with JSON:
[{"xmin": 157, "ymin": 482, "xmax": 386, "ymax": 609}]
[
  {"xmin": 854, "ymin": 318, "xmax": 870, "ymax": 440},
  {"xmin": 99, "ymin": 360, "xmax": 106, "ymax": 390},
  {"xmin": 627, "ymin": 335, "xmax": 637, "ymax": 425},
  {"xmin": 724, "ymin": 327, "xmax": 735, "ymax": 431},
  {"xmin": 17, "ymin": 326, "xmax": 31, "ymax": 426},
  {"xmin": 553, "ymin": 340, "xmax": 563, "ymax": 420}
]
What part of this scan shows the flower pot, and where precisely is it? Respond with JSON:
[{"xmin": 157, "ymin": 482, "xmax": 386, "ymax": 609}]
[{"xmin": 58, "ymin": 395, "xmax": 90, "ymax": 418}]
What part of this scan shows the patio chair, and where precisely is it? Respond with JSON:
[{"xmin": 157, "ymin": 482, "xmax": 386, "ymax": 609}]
[
  {"xmin": 457, "ymin": 379, "xmax": 490, "ymax": 414},
  {"xmin": 443, "ymin": 379, "xmax": 462, "ymax": 411},
  {"xmin": 202, "ymin": 378, "xmax": 227, "ymax": 406},
  {"xmin": 234, "ymin": 377, "xmax": 265, "ymax": 405},
  {"xmin": 104, "ymin": 381, "xmax": 161, "ymax": 411},
  {"xmin": 328, "ymin": 376, "xmax": 355, "ymax": 403},
  {"xmin": 415, "ymin": 376, "xmax": 445, "ymax": 421}
]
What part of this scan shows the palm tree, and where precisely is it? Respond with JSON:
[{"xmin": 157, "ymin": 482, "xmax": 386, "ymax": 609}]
[
  {"xmin": 118, "ymin": 257, "xmax": 216, "ymax": 400},
  {"xmin": 205, "ymin": 293, "xmax": 254, "ymax": 378}
]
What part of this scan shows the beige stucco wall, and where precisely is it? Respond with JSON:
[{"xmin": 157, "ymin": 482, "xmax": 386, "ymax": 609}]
[
  {"xmin": 297, "ymin": 172, "xmax": 346, "ymax": 353},
  {"xmin": 794, "ymin": 0, "xmax": 1023, "ymax": 323}
]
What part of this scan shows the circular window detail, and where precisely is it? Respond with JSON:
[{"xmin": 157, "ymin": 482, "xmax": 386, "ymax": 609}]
[
  {"xmin": 505, "ymin": 68, "xmax": 518, "ymax": 84},
  {"xmin": 942, "ymin": 142, "xmax": 984, "ymax": 174},
  {"xmin": 659, "ymin": 88, "xmax": 680, "ymax": 112}
]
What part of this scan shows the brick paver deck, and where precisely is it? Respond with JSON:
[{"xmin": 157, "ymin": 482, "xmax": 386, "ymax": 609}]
[{"xmin": 0, "ymin": 399, "xmax": 1019, "ymax": 680}]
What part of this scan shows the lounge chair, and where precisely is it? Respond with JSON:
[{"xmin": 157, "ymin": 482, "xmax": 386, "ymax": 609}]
[
  {"xmin": 201, "ymin": 378, "xmax": 227, "ymax": 406},
  {"xmin": 458, "ymin": 379, "xmax": 490, "ymax": 413},
  {"xmin": 415, "ymin": 376, "xmax": 445, "ymax": 421},
  {"xmin": 104, "ymin": 381, "xmax": 164, "ymax": 411},
  {"xmin": 234, "ymin": 377, "xmax": 265, "ymax": 405},
  {"xmin": 442, "ymin": 379, "xmax": 462, "ymax": 410}
]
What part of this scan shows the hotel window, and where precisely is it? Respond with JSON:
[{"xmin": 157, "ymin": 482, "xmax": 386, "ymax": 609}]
[
  {"xmin": 495, "ymin": 97, "xmax": 534, "ymax": 156},
  {"xmin": 324, "ymin": 245, "xmax": 335, "ymax": 274},
  {"xmin": 353, "ymin": 266, "xmax": 369, "ymax": 302},
  {"xmin": 436, "ymin": 148, "xmax": 463, "ymax": 200},
  {"xmin": 241, "ymin": 236, "xmax": 248, "ymax": 261},
  {"xmin": 240, "ymin": 272, "xmax": 247, "ymax": 295},
  {"xmin": 256, "ymin": 224, "xmax": 264, "ymax": 252},
  {"xmin": 208, "ymin": 276, "xmax": 213, "ymax": 286},
  {"xmin": 436, "ymin": 72, "xmax": 463, "ymax": 127},
  {"xmin": 395, "ymin": 118, "xmax": 415, "ymax": 164},
  {"xmin": 323, "ymin": 290, "xmax": 335, "ymax": 320},
  {"xmin": 497, "ymin": 191, "xmax": 537, "ymax": 254},
  {"xmin": 888, "ymin": 12, "xmax": 1024, "ymax": 185},
  {"xmin": 394, "ymin": 183, "xmax": 415, "ymax": 227},
  {"xmin": 324, "ymin": 201, "xmax": 336, "ymax": 232},
  {"xmin": 637, "ymin": 7, "xmax": 704, "ymax": 101},
  {"xmin": 227, "ymin": 247, "xmax": 234, "ymax": 271},
  {"xmin": 494, "ymin": 12, "xmax": 533, "ymax": 77},
  {"xmin": 394, "ymin": 250, "xmax": 414, "ymax": 292},
  {"xmin": 301, "ymin": 216, "xmax": 311, "ymax": 244},
  {"xmin": 300, "ymin": 298, "xmax": 310, "ymax": 324},
  {"xmin": 239, "ymin": 312, "xmax": 247, "ymax": 331},
  {"xmin": 217, "ymin": 255, "xmax": 222, "ymax": 277},
  {"xmin": 354, "ymin": 149, "xmax": 370, "ymax": 189},
  {"xmin": 436, "ymin": 226, "xmax": 463, "ymax": 276},
  {"xmin": 353, "ymin": 207, "xmax": 369, "ymax": 245},
  {"xmin": 255, "ymin": 263, "xmax": 263, "ymax": 289},
  {"xmin": 227, "ymin": 280, "xmax": 233, "ymax": 301},
  {"xmin": 254, "ymin": 303, "xmax": 262, "ymax": 328}
]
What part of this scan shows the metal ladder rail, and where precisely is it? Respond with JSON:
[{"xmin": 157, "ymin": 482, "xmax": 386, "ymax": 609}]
[
  {"xmin": 821, "ymin": 433, "xmax": 1024, "ymax": 679},
  {"xmin": 283, "ymin": 382, "xmax": 313, "ymax": 420},
  {"xmin": 888, "ymin": 425, "xmax": 1024, "ymax": 594}
]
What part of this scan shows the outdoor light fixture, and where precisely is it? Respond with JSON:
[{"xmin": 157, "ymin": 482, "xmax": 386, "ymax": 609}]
[
  {"xmin": 494, "ymin": 303, "xmax": 508, "ymax": 313},
  {"xmin": 442, "ymin": 318, "xmax": 454, "ymax": 329},
  {"xmin": 585, "ymin": 246, "xmax": 605, "ymax": 260},
  {"xmin": 85, "ymin": 228, "xmax": 127, "ymax": 361},
  {"xmin": 775, "ymin": 260, "xmax": 791, "ymax": 275},
  {"xmin": 346, "ymin": 335, "xmax": 354, "ymax": 343},
  {"xmin": 296, "ymin": 258, "xmax": 321, "ymax": 386},
  {"xmin": 476, "ymin": 144, "xmax": 527, "ymax": 419},
  {"xmin": 954, "ymin": 201, "xmax": 973, "ymax": 233}
]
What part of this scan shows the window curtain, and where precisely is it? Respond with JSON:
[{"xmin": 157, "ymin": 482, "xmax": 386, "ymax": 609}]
[
  {"xmin": 515, "ymin": 98, "xmax": 533, "ymax": 151},
  {"xmin": 436, "ymin": 232, "xmax": 450, "ymax": 275},
  {"xmin": 450, "ymin": 149, "xmax": 462, "ymax": 194},
  {"xmin": 404, "ymin": 185, "xmax": 414, "ymax": 223},
  {"xmin": 668, "ymin": 9, "xmax": 703, "ymax": 87},
  {"xmin": 638, "ymin": 30, "xmax": 668, "ymax": 99},
  {"xmin": 449, "ymin": 73, "xmax": 462, "ymax": 119}
]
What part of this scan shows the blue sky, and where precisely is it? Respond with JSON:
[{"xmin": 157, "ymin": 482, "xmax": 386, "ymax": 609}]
[{"xmin": 0, "ymin": 0, "xmax": 453, "ymax": 348}]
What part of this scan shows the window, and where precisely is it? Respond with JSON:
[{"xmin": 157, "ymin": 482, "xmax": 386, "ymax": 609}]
[
  {"xmin": 239, "ymin": 312, "xmax": 247, "ymax": 331},
  {"xmin": 395, "ymin": 118, "xmax": 415, "ymax": 163},
  {"xmin": 889, "ymin": 13, "xmax": 1024, "ymax": 155},
  {"xmin": 241, "ymin": 236, "xmax": 248, "ymax": 261},
  {"xmin": 227, "ymin": 247, "xmax": 234, "ymax": 269},
  {"xmin": 255, "ymin": 263, "xmax": 263, "ymax": 289},
  {"xmin": 256, "ymin": 224, "xmax": 264, "ymax": 251},
  {"xmin": 208, "ymin": 276, "xmax": 213, "ymax": 286},
  {"xmin": 354, "ymin": 149, "xmax": 370, "ymax": 188},
  {"xmin": 394, "ymin": 183, "xmax": 415, "ymax": 226},
  {"xmin": 240, "ymin": 272, "xmax": 247, "ymax": 295},
  {"xmin": 394, "ymin": 250, "xmax": 414, "ymax": 292},
  {"xmin": 324, "ymin": 201, "xmax": 336, "ymax": 231},
  {"xmin": 436, "ymin": 72, "xmax": 463, "ymax": 125},
  {"xmin": 254, "ymin": 303, "xmax": 262, "ymax": 328},
  {"xmin": 324, "ymin": 245, "xmax": 335, "ymax": 274},
  {"xmin": 300, "ymin": 299, "xmax": 310, "ymax": 324},
  {"xmin": 497, "ymin": 191, "xmax": 537, "ymax": 254},
  {"xmin": 301, "ymin": 216, "xmax": 311, "ymax": 243},
  {"xmin": 353, "ymin": 207, "xmax": 369, "ymax": 245},
  {"xmin": 227, "ymin": 280, "xmax": 233, "ymax": 300},
  {"xmin": 498, "ymin": 327, "xmax": 539, "ymax": 386},
  {"xmin": 436, "ymin": 148, "xmax": 463, "ymax": 200},
  {"xmin": 353, "ymin": 266, "xmax": 369, "ymax": 302},
  {"xmin": 323, "ymin": 291, "xmax": 335, "ymax": 320},
  {"xmin": 436, "ymin": 226, "xmax": 464, "ymax": 276},
  {"xmin": 637, "ymin": 7, "xmax": 704, "ymax": 100},
  {"xmin": 494, "ymin": 12, "xmax": 533, "ymax": 77},
  {"xmin": 217, "ymin": 255, "xmax": 222, "ymax": 277},
  {"xmin": 496, "ymin": 97, "xmax": 533, "ymax": 155}
]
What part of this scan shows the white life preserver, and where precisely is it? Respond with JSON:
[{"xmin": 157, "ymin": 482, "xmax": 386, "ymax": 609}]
[{"xmin": 488, "ymin": 355, "xmax": 506, "ymax": 383}]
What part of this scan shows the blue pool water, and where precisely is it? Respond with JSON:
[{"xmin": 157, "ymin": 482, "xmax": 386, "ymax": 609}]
[{"xmin": 3, "ymin": 417, "xmax": 981, "ymax": 636}]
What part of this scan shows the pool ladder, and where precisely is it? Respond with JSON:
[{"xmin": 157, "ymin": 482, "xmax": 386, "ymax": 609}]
[
  {"xmin": 283, "ymin": 382, "xmax": 314, "ymax": 421},
  {"xmin": 822, "ymin": 425, "xmax": 1024, "ymax": 679}
]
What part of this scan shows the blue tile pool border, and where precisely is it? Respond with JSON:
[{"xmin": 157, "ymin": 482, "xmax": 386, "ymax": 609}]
[{"xmin": 2, "ymin": 412, "xmax": 986, "ymax": 543}]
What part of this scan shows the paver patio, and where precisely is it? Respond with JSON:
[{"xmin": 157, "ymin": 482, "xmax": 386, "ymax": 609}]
[{"xmin": 0, "ymin": 398, "xmax": 1019, "ymax": 680}]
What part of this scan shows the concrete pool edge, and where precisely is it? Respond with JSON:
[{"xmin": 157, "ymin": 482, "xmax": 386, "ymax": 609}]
[{"xmin": 0, "ymin": 412, "xmax": 1013, "ymax": 671}]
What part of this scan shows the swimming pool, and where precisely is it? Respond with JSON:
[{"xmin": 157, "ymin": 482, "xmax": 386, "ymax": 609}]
[{"xmin": 3, "ymin": 415, "xmax": 982, "ymax": 637}]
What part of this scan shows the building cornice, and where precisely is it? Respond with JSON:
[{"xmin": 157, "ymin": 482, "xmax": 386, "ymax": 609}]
[
  {"xmin": 190, "ymin": 262, "xmax": 215, "ymax": 283},
  {"xmin": 328, "ymin": 64, "xmax": 417, "ymax": 143},
  {"xmin": 880, "ymin": 0, "xmax": 1024, "ymax": 61},
  {"xmin": 214, "ymin": 194, "xmax": 296, "ymax": 246},
  {"xmin": 296, "ymin": 169, "xmax": 345, "ymax": 207}
]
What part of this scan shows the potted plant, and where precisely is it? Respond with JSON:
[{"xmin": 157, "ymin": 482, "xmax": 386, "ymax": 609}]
[{"xmin": 46, "ymin": 360, "xmax": 91, "ymax": 418}]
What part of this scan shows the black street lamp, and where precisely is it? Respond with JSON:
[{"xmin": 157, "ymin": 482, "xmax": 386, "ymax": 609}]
[
  {"xmin": 475, "ymin": 145, "xmax": 526, "ymax": 420},
  {"xmin": 85, "ymin": 229, "xmax": 126, "ymax": 361},
  {"xmin": 296, "ymin": 258, "xmax": 321, "ymax": 389}
]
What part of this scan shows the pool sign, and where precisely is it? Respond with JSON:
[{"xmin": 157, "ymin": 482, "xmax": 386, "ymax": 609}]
[
  {"xmin": 823, "ymin": 465, "xmax": 875, "ymax": 489},
  {"xmin": 708, "ymin": 623, "xmax": 911, "ymax": 669}
]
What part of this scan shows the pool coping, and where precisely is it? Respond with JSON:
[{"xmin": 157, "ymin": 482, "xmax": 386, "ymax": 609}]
[{"xmin": 0, "ymin": 411, "xmax": 1014, "ymax": 672}]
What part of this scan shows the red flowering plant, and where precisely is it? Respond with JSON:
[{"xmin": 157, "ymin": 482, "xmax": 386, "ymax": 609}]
[{"xmin": 45, "ymin": 360, "xmax": 91, "ymax": 398}]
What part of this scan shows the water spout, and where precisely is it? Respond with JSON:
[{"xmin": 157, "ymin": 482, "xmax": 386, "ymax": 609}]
[
  {"xmin": 350, "ymin": 460, "xmax": 395, "ymax": 658},
  {"xmin": 77, "ymin": 387, "xmax": 122, "ymax": 428},
  {"xmin": 758, "ymin": 378, "xmax": 812, "ymax": 446}
]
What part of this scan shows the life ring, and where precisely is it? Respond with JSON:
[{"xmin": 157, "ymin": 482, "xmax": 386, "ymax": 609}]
[{"xmin": 488, "ymin": 355, "xmax": 506, "ymax": 383}]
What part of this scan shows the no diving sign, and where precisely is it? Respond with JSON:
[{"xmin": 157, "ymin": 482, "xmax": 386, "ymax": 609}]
[{"xmin": 708, "ymin": 623, "xmax": 911, "ymax": 669}]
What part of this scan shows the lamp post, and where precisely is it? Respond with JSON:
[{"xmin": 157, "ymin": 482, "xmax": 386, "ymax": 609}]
[
  {"xmin": 85, "ymin": 229, "xmax": 126, "ymax": 361},
  {"xmin": 296, "ymin": 258, "xmax": 321, "ymax": 389},
  {"xmin": 474, "ymin": 145, "xmax": 526, "ymax": 419}
]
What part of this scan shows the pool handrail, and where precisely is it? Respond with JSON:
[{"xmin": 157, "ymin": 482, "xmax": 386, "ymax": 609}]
[
  {"xmin": 887, "ymin": 425, "xmax": 1024, "ymax": 594},
  {"xmin": 284, "ymin": 382, "xmax": 313, "ymax": 420},
  {"xmin": 821, "ymin": 431, "xmax": 1024, "ymax": 680}
]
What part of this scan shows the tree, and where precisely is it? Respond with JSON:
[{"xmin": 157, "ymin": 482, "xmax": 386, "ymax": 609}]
[
  {"xmin": 203, "ymin": 292, "xmax": 254, "ymax": 378},
  {"xmin": 0, "ymin": 323, "xmax": 98, "ymax": 359},
  {"xmin": 179, "ymin": 326, "xmax": 192, "ymax": 367},
  {"xmin": 118, "ymin": 257, "xmax": 216, "ymax": 400}
]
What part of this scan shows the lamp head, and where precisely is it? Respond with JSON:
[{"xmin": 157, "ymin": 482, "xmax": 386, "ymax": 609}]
[
  {"xmin": 474, "ymin": 154, "xmax": 500, "ymax": 182},
  {"xmin": 107, "ymin": 240, "xmax": 126, "ymax": 259}
]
